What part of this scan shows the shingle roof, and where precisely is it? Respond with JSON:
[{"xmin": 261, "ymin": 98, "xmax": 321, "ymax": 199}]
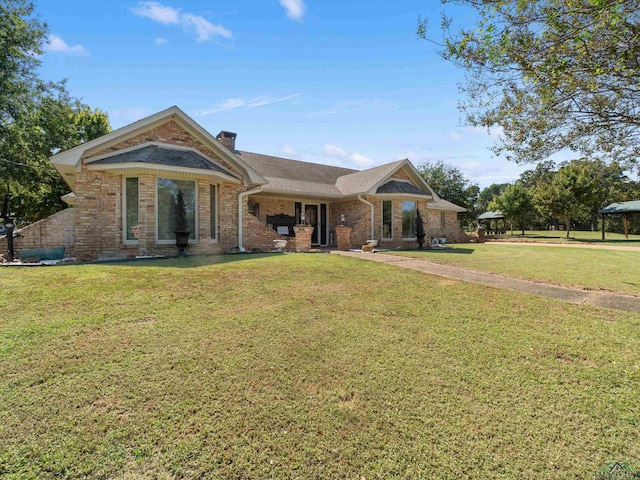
[
  {"xmin": 599, "ymin": 201, "xmax": 640, "ymax": 214},
  {"xmin": 335, "ymin": 160, "xmax": 406, "ymax": 196},
  {"xmin": 429, "ymin": 198, "xmax": 467, "ymax": 213},
  {"xmin": 376, "ymin": 180, "xmax": 429, "ymax": 195},
  {"xmin": 237, "ymin": 151, "xmax": 357, "ymax": 196},
  {"xmin": 90, "ymin": 144, "xmax": 239, "ymax": 178}
]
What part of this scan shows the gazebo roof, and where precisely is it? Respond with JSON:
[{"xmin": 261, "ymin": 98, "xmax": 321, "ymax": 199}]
[
  {"xmin": 599, "ymin": 201, "xmax": 640, "ymax": 214},
  {"xmin": 477, "ymin": 210, "xmax": 504, "ymax": 220}
]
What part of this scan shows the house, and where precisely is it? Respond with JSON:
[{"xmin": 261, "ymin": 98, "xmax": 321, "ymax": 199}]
[{"xmin": 8, "ymin": 106, "xmax": 468, "ymax": 260}]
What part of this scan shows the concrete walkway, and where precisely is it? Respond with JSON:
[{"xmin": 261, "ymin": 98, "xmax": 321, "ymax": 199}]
[
  {"xmin": 487, "ymin": 240, "xmax": 640, "ymax": 252},
  {"xmin": 332, "ymin": 251, "xmax": 640, "ymax": 314}
]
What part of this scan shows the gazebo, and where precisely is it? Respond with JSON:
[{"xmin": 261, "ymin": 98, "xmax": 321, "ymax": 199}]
[
  {"xmin": 599, "ymin": 200, "xmax": 640, "ymax": 240},
  {"xmin": 477, "ymin": 210, "xmax": 506, "ymax": 235}
]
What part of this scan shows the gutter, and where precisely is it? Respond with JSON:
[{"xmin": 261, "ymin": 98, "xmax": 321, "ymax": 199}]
[
  {"xmin": 238, "ymin": 185, "xmax": 264, "ymax": 251},
  {"xmin": 357, "ymin": 194, "xmax": 375, "ymax": 240}
]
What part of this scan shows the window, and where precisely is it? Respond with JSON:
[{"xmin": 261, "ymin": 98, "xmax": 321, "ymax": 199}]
[
  {"xmin": 402, "ymin": 201, "xmax": 416, "ymax": 238},
  {"xmin": 210, "ymin": 184, "xmax": 217, "ymax": 241},
  {"xmin": 124, "ymin": 177, "xmax": 139, "ymax": 243},
  {"xmin": 382, "ymin": 200, "xmax": 392, "ymax": 239},
  {"xmin": 441, "ymin": 211, "xmax": 446, "ymax": 228},
  {"xmin": 156, "ymin": 178, "xmax": 196, "ymax": 242}
]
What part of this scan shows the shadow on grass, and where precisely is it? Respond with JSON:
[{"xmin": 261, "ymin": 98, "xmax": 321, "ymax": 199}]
[
  {"xmin": 396, "ymin": 247, "xmax": 475, "ymax": 255},
  {"xmin": 70, "ymin": 252, "xmax": 287, "ymax": 269}
]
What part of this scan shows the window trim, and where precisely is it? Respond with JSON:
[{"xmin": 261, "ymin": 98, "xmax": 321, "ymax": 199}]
[
  {"xmin": 123, "ymin": 176, "xmax": 139, "ymax": 245},
  {"xmin": 155, "ymin": 177, "xmax": 198, "ymax": 244},
  {"xmin": 381, "ymin": 200, "xmax": 393, "ymax": 240}
]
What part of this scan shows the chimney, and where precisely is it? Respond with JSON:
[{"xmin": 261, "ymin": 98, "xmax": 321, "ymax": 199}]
[{"xmin": 216, "ymin": 130, "xmax": 237, "ymax": 151}]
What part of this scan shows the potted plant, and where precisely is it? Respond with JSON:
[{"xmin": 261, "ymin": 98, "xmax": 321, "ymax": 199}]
[
  {"xmin": 415, "ymin": 208, "xmax": 427, "ymax": 249},
  {"xmin": 173, "ymin": 190, "xmax": 191, "ymax": 256}
]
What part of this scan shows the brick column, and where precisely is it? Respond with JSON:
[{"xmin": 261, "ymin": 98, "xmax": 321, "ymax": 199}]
[
  {"xmin": 293, "ymin": 225, "xmax": 313, "ymax": 252},
  {"xmin": 335, "ymin": 225, "xmax": 352, "ymax": 251}
]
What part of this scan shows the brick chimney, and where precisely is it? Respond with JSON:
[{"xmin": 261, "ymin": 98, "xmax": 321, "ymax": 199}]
[{"xmin": 216, "ymin": 131, "xmax": 237, "ymax": 151}]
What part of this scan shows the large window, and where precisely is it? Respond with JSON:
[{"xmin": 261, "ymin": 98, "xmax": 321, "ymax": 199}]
[
  {"xmin": 124, "ymin": 177, "xmax": 139, "ymax": 243},
  {"xmin": 402, "ymin": 201, "xmax": 416, "ymax": 239},
  {"xmin": 157, "ymin": 178, "xmax": 196, "ymax": 242},
  {"xmin": 382, "ymin": 200, "xmax": 392, "ymax": 239}
]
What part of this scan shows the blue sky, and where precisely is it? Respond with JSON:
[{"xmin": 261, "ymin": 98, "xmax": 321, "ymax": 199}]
[{"xmin": 37, "ymin": 0, "xmax": 531, "ymax": 187}]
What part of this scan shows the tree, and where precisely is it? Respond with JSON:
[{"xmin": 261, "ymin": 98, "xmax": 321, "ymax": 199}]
[
  {"xmin": 490, "ymin": 184, "xmax": 533, "ymax": 235},
  {"xmin": 418, "ymin": 1, "xmax": 640, "ymax": 170},
  {"xmin": 0, "ymin": 1, "xmax": 110, "ymax": 225},
  {"xmin": 477, "ymin": 183, "xmax": 509, "ymax": 213},
  {"xmin": 533, "ymin": 160, "xmax": 603, "ymax": 237},
  {"xmin": 416, "ymin": 160, "xmax": 479, "ymax": 226}
]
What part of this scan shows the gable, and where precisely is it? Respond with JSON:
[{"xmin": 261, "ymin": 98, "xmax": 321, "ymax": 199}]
[
  {"xmin": 50, "ymin": 106, "xmax": 265, "ymax": 190},
  {"xmin": 85, "ymin": 120, "xmax": 241, "ymax": 178}
]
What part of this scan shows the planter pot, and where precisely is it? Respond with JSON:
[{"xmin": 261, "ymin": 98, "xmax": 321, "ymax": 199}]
[{"xmin": 174, "ymin": 231, "xmax": 191, "ymax": 256}]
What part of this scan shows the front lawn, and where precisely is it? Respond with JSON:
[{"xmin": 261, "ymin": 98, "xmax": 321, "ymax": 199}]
[
  {"xmin": 483, "ymin": 229, "xmax": 640, "ymax": 245},
  {"xmin": 1, "ymin": 254, "xmax": 639, "ymax": 479},
  {"xmin": 389, "ymin": 243, "xmax": 640, "ymax": 296}
]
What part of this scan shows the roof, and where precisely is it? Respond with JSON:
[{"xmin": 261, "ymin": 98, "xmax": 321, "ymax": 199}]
[
  {"xmin": 89, "ymin": 144, "xmax": 239, "ymax": 178},
  {"xmin": 49, "ymin": 106, "xmax": 265, "ymax": 189},
  {"xmin": 237, "ymin": 151, "xmax": 355, "ymax": 196},
  {"xmin": 336, "ymin": 160, "xmax": 407, "ymax": 196},
  {"xmin": 599, "ymin": 201, "xmax": 640, "ymax": 214},
  {"xmin": 478, "ymin": 210, "xmax": 504, "ymax": 220},
  {"xmin": 376, "ymin": 180, "xmax": 429, "ymax": 195},
  {"xmin": 429, "ymin": 198, "xmax": 467, "ymax": 213}
]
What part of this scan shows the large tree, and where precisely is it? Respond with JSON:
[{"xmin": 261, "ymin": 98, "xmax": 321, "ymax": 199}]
[
  {"xmin": 533, "ymin": 160, "xmax": 605, "ymax": 237},
  {"xmin": 490, "ymin": 184, "xmax": 533, "ymax": 235},
  {"xmin": 416, "ymin": 160, "xmax": 479, "ymax": 226},
  {"xmin": 1, "ymin": 0, "xmax": 110, "ymax": 226},
  {"xmin": 477, "ymin": 183, "xmax": 509, "ymax": 213},
  {"xmin": 418, "ymin": 0, "xmax": 640, "ymax": 169}
]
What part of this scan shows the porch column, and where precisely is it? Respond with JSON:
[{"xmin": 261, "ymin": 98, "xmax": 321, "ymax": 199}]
[
  {"xmin": 293, "ymin": 225, "xmax": 313, "ymax": 252},
  {"xmin": 335, "ymin": 225, "xmax": 352, "ymax": 251}
]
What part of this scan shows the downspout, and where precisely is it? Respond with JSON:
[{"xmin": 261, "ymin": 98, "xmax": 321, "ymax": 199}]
[
  {"xmin": 357, "ymin": 194, "xmax": 375, "ymax": 240},
  {"xmin": 238, "ymin": 185, "xmax": 264, "ymax": 251}
]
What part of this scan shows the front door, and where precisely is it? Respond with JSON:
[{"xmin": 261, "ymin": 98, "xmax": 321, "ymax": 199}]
[{"xmin": 305, "ymin": 204, "xmax": 319, "ymax": 245}]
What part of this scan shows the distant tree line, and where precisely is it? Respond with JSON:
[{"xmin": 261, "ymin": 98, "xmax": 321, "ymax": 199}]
[{"xmin": 418, "ymin": 159, "xmax": 640, "ymax": 237}]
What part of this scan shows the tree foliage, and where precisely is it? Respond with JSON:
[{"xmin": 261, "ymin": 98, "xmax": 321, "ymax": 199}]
[
  {"xmin": 477, "ymin": 183, "xmax": 509, "ymax": 212},
  {"xmin": 416, "ymin": 160, "xmax": 479, "ymax": 224},
  {"xmin": 490, "ymin": 184, "xmax": 533, "ymax": 234},
  {"xmin": 0, "ymin": 0, "xmax": 111, "ymax": 226},
  {"xmin": 419, "ymin": 0, "xmax": 640, "ymax": 170}
]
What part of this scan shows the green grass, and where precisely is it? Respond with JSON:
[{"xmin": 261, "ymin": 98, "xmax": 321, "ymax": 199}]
[
  {"xmin": 483, "ymin": 229, "xmax": 640, "ymax": 245},
  {"xmin": 390, "ymin": 243, "xmax": 640, "ymax": 296},
  {"xmin": 1, "ymin": 254, "xmax": 639, "ymax": 479}
]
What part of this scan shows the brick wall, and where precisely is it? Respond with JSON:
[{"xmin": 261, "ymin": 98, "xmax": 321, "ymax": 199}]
[
  {"xmin": 243, "ymin": 195, "xmax": 296, "ymax": 252},
  {"xmin": 0, "ymin": 208, "xmax": 75, "ymax": 257}
]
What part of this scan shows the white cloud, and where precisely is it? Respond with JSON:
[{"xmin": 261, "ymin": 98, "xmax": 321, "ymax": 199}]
[
  {"xmin": 279, "ymin": 0, "xmax": 304, "ymax": 21},
  {"xmin": 182, "ymin": 13, "xmax": 232, "ymax": 41},
  {"xmin": 282, "ymin": 144, "xmax": 297, "ymax": 156},
  {"xmin": 324, "ymin": 144, "xmax": 348, "ymax": 158},
  {"xmin": 155, "ymin": 37, "xmax": 169, "ymax": 45},
  {"xmin": 45, "ymin": 35, "xmax": 88, "ymax": 55},
  {"xmin": 131, "ymin": 2, "xmax": 231, "ymax": 41},
  {"xmin": 447, "ymin": 131, "xmax": 464, "ymax": 141},
  {"xmin": 196, "ymin": 94, "xmax": 300, "ymax": 115},
  {"xmin": 131, "ymin": 2, "xmax": 180, "ymax": 24},
  {"xmin": 350, "ymin": 153, "xmax": 374, "ymax": 168}
]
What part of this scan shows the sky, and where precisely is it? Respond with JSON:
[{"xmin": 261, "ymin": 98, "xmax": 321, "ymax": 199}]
[{"xmin": 36, "ymin": 0, "xmax": 533, "ymax": 188}]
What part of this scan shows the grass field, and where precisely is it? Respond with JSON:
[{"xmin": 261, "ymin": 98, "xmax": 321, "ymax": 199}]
[
  {"xmin": 389, "ymin": 244, "xmax": 640, "ymax": 296},
  {"xmin": 1, "ymin": 254, "xmax": 639, "ymax": 479},
  {"xmin": 481, "ymin": 229, "xmax": 640, "ymax": 245}
]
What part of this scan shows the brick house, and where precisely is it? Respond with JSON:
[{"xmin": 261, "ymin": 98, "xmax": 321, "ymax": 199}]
[{"xmin": 9, "ymin": 106, "xmax": 468, "ymax": 260}]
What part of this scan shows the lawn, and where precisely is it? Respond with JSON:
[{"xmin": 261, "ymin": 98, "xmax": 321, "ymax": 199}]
[
  {"xmin": 389, "ymin": 243, "xmax": 640, "ymax": 296},
  {"xmin": 1, "ymin": 254, "xmax": 639, "ymax": 479},
  {"xmin": 483, "ymin": 229, "xmax": 640, "ymax": 245}
]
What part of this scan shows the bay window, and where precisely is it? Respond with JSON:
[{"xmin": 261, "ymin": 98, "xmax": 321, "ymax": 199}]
[{"xmin": 156, "ymin": 178, "xmax": 196, "ymax": 242}]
